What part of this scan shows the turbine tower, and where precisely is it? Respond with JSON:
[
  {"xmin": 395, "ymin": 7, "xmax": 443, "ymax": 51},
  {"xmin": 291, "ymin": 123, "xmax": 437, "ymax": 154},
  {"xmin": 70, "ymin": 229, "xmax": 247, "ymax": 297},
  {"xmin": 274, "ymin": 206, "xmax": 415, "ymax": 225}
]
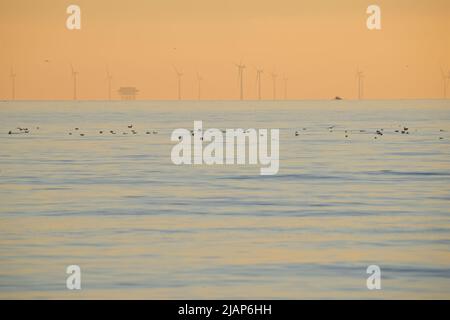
[
  {"xmin": 356, "ymin": 68, "xmax": 364, "ymax": 100},
  {"xmin": 283, "ymin": 76, "xmax": 288, "ymax": 100},
  {"xmin": 70, "ymin": 63, "xmax": 79, "ymax": 100},
  {"xmin": 173, "ymin": 66, "xmax": 183, "ymax": 100},
  {"xmin": 256, "ymin": 68, "xmax": 263, "ymax": 100},
  {"xmin": 106, "ymin": 67, "xmax": 113, "ymax": 101},
  {"xmin": 271, "ymin": 72, "xmax": 278, "ymax": 100},
  {"xmin": 235, "ymin": 62, "xmax": 246, "ymax": 100},
  {"xmin": 441, "ymin": 67, "xmax": 450, "ymax": 99},
  {"xmin": 197, "ymin": 72, "xmax": 203, "ymax": 100},
  {"xmin": 10, "ymin": 67, "xmax": 16, "ymax": 101}
]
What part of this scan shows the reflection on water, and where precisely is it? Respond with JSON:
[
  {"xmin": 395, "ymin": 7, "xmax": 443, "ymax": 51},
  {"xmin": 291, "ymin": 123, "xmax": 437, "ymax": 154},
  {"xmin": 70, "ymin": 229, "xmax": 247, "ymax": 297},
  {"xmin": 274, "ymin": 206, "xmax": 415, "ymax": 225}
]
[{"xmin": 0, "ymin": 100, "xmax": 449, "ymax": 299}]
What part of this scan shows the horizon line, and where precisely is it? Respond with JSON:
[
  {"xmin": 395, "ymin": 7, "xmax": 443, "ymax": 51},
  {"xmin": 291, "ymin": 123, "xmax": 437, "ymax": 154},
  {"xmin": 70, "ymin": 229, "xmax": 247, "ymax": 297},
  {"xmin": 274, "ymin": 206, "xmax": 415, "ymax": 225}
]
[{"xmin": 1, "ymin": 98, "xmax": 449, "ymax": 103}]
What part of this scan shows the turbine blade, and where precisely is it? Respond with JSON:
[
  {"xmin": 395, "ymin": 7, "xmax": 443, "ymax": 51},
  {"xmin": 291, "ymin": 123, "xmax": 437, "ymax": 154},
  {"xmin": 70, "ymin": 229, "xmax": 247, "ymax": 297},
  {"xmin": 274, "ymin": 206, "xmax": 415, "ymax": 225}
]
[
  {"xmin": 172, "ymin": 65, "xmax": 181, "ymax": 75},
  {"xmin": 440, "ymin": 66, "xmax": 446, "ymax": 78}
]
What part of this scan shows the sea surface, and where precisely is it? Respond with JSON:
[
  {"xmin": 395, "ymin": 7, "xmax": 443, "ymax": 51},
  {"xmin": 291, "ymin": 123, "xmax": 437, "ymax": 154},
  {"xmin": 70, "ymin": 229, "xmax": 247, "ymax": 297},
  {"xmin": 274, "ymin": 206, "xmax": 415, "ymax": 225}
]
[{"xmin": 0, "ymin": 100, "xmax": 449, "ymax": 299}]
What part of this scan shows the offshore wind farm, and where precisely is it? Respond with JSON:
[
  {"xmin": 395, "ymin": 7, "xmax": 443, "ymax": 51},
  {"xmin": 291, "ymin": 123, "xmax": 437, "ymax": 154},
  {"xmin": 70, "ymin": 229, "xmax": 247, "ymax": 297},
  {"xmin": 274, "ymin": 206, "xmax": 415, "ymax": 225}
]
[{"xmin": 4, "ymin": 60, "xmax": 449, "ymax": 101}]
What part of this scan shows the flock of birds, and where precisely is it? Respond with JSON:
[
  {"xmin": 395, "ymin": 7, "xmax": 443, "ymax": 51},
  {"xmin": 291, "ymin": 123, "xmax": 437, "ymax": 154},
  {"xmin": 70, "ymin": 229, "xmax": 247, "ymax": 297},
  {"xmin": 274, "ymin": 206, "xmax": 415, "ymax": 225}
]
[
  {"xmin": 8, "ymin": 124, "xmax": 158, "ymax": 137},
  {"xmin": 8, "ymin": 127, "xmax": 33, "ymax": 134},
  {"xmin": 6, "ymin": 125, "xmax": 446, "ymax": 140},
  {"xmin": 293, "ymin": 125, "xmax": 446, "ymax": 140},
  {"xmin": 66, "ymin": 124, "xmax": 159, "ymax": 136}
]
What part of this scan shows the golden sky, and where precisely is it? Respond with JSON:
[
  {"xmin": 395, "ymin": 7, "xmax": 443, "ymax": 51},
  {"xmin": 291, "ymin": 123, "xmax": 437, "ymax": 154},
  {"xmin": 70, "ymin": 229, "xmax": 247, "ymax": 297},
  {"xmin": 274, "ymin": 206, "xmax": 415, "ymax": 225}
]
[{"xmin": 0, "ymin": 0, "xmax": 449, "ymax": 100}]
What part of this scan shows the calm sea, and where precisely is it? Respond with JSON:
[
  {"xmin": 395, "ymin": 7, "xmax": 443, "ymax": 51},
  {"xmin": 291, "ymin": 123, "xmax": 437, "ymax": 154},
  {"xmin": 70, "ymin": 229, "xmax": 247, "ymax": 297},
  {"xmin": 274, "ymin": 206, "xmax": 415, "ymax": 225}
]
[{"xmin": 0, "ymin": 100, "xmax": 449, "ymax": 299}]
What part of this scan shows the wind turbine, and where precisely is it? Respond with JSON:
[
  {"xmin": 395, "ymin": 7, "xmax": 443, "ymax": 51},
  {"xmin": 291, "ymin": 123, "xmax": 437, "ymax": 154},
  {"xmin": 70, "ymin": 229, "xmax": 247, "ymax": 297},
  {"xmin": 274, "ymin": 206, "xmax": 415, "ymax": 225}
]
[
  {"xmin": 106, "ymin": 66, "xmax": 113, "ymax": 101},
  {"xmin": 440, "ymin": 67, "xmax": 450, "ymax": 99},
  {"xmin": 256, "ymin": 68, "xmax": 263, "ymax": 100},
  {"xmin": 70, "ymin": 63, "xmax": 79, "ymax": 100},
  {"xmin": 10, "ymin": 66, "xmax": 16, "ymax": 101},
  {"xmin": 196, "ymin": 72, "xmax": 203, "ymax": 100},
  {"xmin": 356, "ymin": 68, "xmax": 364, "ymax": 100},
  {"xmin": 271, "ymin": 72, "xmax": 278, "ymax": 100},
  {"xmin": 283, "ymin": 76, "xmax": 288, "ymax": 100},
  {"xmin": 235, "ymin": 61, "xmax": 246, "ymax": 100},
  {"xmin": 173, "ymin": 66, "xmax": 183, "ymax": 100}
]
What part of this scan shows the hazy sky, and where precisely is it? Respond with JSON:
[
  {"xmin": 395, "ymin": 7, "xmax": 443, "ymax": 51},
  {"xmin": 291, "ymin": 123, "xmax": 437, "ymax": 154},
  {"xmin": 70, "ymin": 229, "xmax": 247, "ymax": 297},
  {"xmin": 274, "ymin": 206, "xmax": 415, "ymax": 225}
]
[{"xmin": 1, "ymin": 0, "xmax": 449, "ymax": 100}]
